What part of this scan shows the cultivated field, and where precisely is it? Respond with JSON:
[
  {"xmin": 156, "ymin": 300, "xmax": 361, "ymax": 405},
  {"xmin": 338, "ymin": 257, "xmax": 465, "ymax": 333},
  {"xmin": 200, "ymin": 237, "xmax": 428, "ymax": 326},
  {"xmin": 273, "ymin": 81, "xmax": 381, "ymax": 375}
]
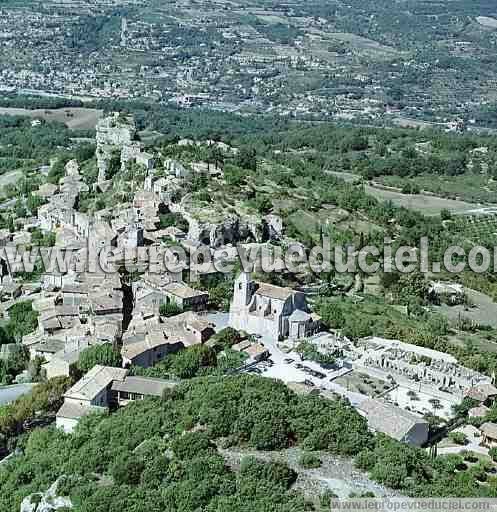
[
  {"xmin": 434, "ymin": 288, "xmax": 497, "ymax": 329},
  {"xmin": 363, "ymin": 184, "xmax": 479, "ymax": 216},
  {"xmin": 0, "ymin": 107, "xmax": 103, "ymax": 130},
  {"xmin": 0, "ymin": 170, "xmax": 23, "ymax": 188},
  {"xmin": 327, "ymin": 171, "xmax": 480, "ymax": 215}
]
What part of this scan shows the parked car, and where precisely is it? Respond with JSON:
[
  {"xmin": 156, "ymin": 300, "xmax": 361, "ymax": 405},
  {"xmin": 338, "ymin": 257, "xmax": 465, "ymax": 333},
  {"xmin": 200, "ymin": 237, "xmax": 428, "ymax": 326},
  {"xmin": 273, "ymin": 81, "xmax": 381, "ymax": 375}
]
[
  {"xmin": 303, "ymin": 379, "xmax": 315, "ymax": 387},
  {"xmin": 284, "ymin": 358, "xmax": 294, "ymax": 364}
]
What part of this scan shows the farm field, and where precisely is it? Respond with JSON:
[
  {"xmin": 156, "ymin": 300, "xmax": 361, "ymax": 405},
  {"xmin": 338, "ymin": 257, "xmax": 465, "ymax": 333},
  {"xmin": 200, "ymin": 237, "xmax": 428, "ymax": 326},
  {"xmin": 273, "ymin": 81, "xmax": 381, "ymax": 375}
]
[
  {"xmin": 380, "ymin": 174, "xmax": 497, "ymax": 205},
  {"xmin": 433, "ymin": 288, "xmax": 497, "ymax": 329},
  {"xmin": 328, "ymin": 171, "xmax": 480, "ymax": 215},
  {"xmin": 0, "ymin": 170, "xmax": 24, "ymax": 188},
  {"xmin": 0, "ymin": 107, "xmax": 102, "ymax": 130},
  {"xmin": 363, "ymin": 184, "xmax": 479, "ymax": 216}
]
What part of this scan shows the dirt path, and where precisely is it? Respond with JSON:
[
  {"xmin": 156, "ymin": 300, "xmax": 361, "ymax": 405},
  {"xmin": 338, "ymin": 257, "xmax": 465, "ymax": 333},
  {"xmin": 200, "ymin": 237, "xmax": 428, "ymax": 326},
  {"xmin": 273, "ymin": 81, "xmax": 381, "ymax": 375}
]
[{"xmin": 219, "ymin": 446, "xmax": 404, "ymax": 499}]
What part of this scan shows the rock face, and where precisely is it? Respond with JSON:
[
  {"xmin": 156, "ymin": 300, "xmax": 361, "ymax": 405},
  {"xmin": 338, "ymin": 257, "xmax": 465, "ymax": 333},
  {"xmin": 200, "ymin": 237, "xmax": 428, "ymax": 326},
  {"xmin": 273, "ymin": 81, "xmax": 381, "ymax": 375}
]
[
  {"xmin": 64, "ymin": 160, "xmax": 80, "ymax": 177},
  {"xmin": 183, "ymin": 213, "xmax": 271, "ymax": 248},
  {"xmin": 95, "ymin": 113, "xmax": 138, "ymax": 183},
  {"xmin": 20, "ymin": 479, "xmax": 72, "ymax": 512}
]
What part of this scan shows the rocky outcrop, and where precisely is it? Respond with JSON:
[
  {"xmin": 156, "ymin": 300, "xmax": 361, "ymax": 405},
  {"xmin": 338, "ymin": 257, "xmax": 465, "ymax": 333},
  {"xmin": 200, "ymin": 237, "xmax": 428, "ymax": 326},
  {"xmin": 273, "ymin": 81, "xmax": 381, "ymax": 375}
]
[
  {"xmin": 20, "ymin": 479, "xmax": 72, "ymax": 512},
  {"xmin": 184, "ymin": 213, "xmax": 274, "ymax": 248},
  {"xmin": 64, "ymin": 160, "xmax": 80, "ymax": 177},
  {"xmin": 95, "ymin": 113, "xmax": 138, "ymax": 183}
]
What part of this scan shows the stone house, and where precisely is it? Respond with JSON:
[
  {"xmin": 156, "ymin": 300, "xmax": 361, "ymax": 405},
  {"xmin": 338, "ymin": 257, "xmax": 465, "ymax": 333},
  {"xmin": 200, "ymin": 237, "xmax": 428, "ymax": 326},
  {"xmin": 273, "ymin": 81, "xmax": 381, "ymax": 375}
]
[
  {"xmin": 0, "ymin": 280, "xmax": 22, "ymax": 301},
  {"xmin": 111, "ymin": 375, "xmax": 176, "ymax": 406},
  {"xmin": 117, "ymin": 224, "xmax": 144, "ymax": 249},
  {"xmin": 27, "ymin": 337, "xmax": 65, "ymax": 363},
  {"xmin": 465, "ymin": 383, "xmax": 497, "ymax": 406},
  {"xmin": 121, "ymin": 311, "xmax": 215, "ymax": 368},
  {"xmin": 38, "ymin": 202, "xmax": 72, "ymax": 231},
  {"xmin": 56, "ymin": 365, "xmax": 128, "ymax": 433},
  {"xmin": 56, "ymin": 365, "xmax": 177, "ymax": 433},
  {"xmin": 42, "ymin": 271, "xmax": 66, "ymax": 290},
  {"xmin": 134, "ymin": 287, "xmax": 167, "ymax": 316},
  {"xmin": 90, "ymin": 291, "xmax": 123, "ymax": 316},
  {"xmin": 358, "ymin": 398, "xmax": 429, "ymax": 447},
  {"xmin": 43, "ymin": 339, "xmax": 92, "ymax": 379},
  {"xmin": 164, "ymin": 158, "xmax": 190, "ymax": 179},
  {"xmin": 136, "ymin": 152, "xmax": 155, "ymax": 170},
  {"xmin": 38, "ymin": 305, "xmax": 80, "ymax": 334},
  {"xmin": 163, "ymin": 282, "xmax": 209, "ymax": 311},
  {"xmin": 33, "ymin": 183, "xmax": 58, "ymax": 199},
  {"xmin": 62, "ymin": 283, "xmax": 89, "ymax": 307},
  {"xmin": 232, "ymin": 340, "xmax": 269, "ymax": 362},
  {"xmin": 480, "ymin": 422, "xmax": 497, "ymax": 447}
]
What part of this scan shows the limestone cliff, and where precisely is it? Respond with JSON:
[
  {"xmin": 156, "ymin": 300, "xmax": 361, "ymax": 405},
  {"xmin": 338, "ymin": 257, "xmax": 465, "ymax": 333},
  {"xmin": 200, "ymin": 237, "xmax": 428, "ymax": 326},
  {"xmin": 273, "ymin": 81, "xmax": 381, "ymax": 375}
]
[{"xmin": 20, "ymin": 479, "xmax": 72, "ymax": 512}]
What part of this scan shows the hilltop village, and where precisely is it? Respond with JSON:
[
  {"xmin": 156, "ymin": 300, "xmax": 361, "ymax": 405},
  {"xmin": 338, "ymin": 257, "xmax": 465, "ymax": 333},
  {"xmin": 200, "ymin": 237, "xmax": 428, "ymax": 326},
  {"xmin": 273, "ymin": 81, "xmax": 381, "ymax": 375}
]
[{"xmin": 0, "ymin": 112, "xmax": 492, "ymax": 461}]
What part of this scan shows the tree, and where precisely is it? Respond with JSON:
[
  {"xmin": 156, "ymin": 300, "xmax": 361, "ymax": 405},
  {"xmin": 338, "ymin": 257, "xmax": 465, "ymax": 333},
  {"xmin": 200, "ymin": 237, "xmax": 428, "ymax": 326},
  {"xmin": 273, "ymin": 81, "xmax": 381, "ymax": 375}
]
[
  {"xmin": 234, "ymin": 147, "xmax": 257, "ymax": 171},
  {"xmin": 239, "ymin": 456, "xmax": 297, "ymax": 491},
  {"xmin": 429, "ymin": 398, "xmax": 443, "ymax": 413},
  {"xmin": 452, "ymin": 397, "xmax": 479, "ymax": 418},
  {"xmin": 77, "ymin": 344, "xmax": 122, "ymax": 373},
  {"xmin": 224, "ymin": 164, "xmax": 245, "ymax": 186},
  {"xmin": 406, "ymin": 390, "xmax": 417, "ymax": 399},
  {"xmin": 4, "ymin": 301, "xmax": 38, "ymax": 342},
  {"xmin": 171, "ymin": 345, "xmax": 217, "ymax": 379},
  {"xmin": 47, "ymin": 156, "xmax": 68, "ymax": 184},
  {"xmin": 210, "ymin": 327, "xmax": 243, "ymax": 349},
  {"xmin": 295, "ymin": 340, "xmax": 314, "ymax": 361},
  {"xmin": 440, "ymin": 209, "xmax": 451, "ymax": 221},
  {"xmin": 159, "ymin": 301, "xmax": 182, "ymax": 317}
]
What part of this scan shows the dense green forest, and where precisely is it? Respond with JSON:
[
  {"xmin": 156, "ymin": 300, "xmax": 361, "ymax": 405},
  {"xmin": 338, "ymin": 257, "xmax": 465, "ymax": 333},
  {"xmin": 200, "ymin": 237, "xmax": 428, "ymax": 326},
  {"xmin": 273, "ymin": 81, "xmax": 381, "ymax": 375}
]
[
  {"xmin": 0, "ymin": 94, "xmax": 84, "ymax": 110},
  {"xmin": 1, "ymin": 375, "xmax": 497, "ymax": 511}
]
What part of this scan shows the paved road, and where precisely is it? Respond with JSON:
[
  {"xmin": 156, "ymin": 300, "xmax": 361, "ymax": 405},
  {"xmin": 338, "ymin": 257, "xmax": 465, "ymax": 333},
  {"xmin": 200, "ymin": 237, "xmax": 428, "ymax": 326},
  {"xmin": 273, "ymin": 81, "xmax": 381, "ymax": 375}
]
[
  {"xmin": 0, "ymin": 383, "xmax": 35, "ymax": 405},
  {"xmin": 241, "ymin": 330, "xmax": 368, "ymax": 406}
]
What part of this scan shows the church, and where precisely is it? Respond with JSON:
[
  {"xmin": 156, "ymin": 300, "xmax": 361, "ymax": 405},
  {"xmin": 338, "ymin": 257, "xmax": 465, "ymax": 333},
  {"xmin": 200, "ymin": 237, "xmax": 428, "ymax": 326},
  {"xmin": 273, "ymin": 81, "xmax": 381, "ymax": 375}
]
[{"xmin": 229, "ymin": 273, "xmax": 321, "ymax": 341}]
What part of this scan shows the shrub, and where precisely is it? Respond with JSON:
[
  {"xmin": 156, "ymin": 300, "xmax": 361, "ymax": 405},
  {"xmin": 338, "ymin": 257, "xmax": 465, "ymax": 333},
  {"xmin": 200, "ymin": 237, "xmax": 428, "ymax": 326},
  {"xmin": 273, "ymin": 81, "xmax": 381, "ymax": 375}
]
[
  {"xmin": 110, "ymin": 452, "xmax": 145, "ymax": 485},
  {"xmin": 299, "ymin": 452, "xmax": 321, "ymax": 469},
  {"xmin": 449, "ymin": 432, "xmax": 468, "ymax": 446},
  {"xmin": 489, "ymin": 447, "xmax": 497, "ymax": 462},
  {"xmin": 159, "ymin": 301, "xmax": 182, "ymax": 317}
]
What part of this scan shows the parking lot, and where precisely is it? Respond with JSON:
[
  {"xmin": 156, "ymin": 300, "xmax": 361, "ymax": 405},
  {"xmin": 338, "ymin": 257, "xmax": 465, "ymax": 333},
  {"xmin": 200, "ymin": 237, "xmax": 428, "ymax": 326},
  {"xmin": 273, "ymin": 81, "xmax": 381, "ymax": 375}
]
[{"xmin": 205, "ymin": 313, "xmax": 389, "ymax": 408}]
